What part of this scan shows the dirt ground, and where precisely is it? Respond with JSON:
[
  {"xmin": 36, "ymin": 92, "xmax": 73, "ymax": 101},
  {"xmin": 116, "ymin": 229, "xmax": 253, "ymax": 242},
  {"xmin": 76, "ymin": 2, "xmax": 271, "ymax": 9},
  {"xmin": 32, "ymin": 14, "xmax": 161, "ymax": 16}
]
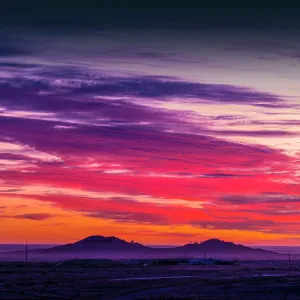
[{"xmin": 1, "ymin": 261, "xmax": 300, "ymax": 299}]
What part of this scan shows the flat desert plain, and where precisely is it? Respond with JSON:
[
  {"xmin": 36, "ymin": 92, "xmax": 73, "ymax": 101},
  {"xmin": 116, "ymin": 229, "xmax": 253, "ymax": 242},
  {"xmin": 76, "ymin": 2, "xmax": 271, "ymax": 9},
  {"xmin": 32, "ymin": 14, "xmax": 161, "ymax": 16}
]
[{"xmin": 1, "ymin": 261, "xmax": 300, "ymax": 299}]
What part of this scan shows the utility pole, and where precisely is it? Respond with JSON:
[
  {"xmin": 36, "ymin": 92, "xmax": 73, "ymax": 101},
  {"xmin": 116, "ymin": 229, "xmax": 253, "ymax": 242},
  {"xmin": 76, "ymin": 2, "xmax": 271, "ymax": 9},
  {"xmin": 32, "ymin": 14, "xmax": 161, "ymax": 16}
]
[{"xmin": 25, "ymin": 240, "xmax": 28, "ymax": 265}]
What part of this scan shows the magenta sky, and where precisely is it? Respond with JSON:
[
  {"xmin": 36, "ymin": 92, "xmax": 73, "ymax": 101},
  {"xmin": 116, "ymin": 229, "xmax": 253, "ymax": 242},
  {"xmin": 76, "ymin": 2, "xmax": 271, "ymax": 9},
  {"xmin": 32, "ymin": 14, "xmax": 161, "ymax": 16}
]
[{"xmin": 1, "ymin": 27, "xmax": 300, "ymax": 245}]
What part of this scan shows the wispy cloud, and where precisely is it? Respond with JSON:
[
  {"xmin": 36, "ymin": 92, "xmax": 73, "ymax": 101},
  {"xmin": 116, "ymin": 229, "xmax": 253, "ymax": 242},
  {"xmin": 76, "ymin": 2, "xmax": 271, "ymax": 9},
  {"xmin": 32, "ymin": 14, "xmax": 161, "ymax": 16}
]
[{"xmin": 0, "ymin": 213, "xmax": 55, "ymax": 221}]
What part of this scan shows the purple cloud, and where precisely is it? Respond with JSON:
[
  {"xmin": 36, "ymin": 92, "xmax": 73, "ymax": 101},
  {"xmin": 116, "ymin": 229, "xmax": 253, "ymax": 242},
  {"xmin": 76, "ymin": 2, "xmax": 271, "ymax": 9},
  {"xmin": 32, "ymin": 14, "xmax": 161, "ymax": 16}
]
[
  {"xmin": 221, "ymin": 194, "xmax": 300, "ymax": 205},
  {"xmin": 191, "ymin": 219, "xmax": 275, "ymax": 231},
  {"xmin": 0, "ymin": 114, "xmax": 283, "ymax": 173},
  {"xmin": 85, "ymin": 211, "xmax": 167, "ymax": 224},
  {"xmin": 206, "ymin": 129, "xmax": 296, "ymax": 137},
  {"xmin": 1, "ymin": 213, "xmax": 55, "ymax": 221},
  {"xmin": 0, "ymin": 71, "xmax": 285, "ymax": 112}
]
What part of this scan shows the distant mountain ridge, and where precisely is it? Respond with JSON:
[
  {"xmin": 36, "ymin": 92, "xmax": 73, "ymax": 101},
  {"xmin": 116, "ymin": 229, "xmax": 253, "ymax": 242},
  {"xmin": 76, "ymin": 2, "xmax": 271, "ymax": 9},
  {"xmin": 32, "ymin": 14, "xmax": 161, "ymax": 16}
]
[
  {"xmin": 0, "ymin": 235, "xmax": 281, "ymax": 261},
  {"xmin": 43, "ymin": 235, "xmax": 280, "ymax": 259},
  {"xmin": 45, "ymin": 235, "xmax": 148, "ymax": 253},
  {"xmin": 179, "ymin": 238, "xmax": 277, "ymax": 257}
]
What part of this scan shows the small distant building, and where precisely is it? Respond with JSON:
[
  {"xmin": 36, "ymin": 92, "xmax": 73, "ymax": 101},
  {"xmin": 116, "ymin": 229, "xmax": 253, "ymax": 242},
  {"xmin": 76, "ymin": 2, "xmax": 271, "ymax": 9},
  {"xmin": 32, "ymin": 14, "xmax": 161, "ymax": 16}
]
[
  {"xmin": 189, "ymin": 258, "xmax": 240, "ymax": 266},
  {"xmin": 189, "ymin": 258, "xmax": 215, "ymax": 265},
  {"xmin": 122, "ymin": 258, "xmax": 239, "ymax": 267}
]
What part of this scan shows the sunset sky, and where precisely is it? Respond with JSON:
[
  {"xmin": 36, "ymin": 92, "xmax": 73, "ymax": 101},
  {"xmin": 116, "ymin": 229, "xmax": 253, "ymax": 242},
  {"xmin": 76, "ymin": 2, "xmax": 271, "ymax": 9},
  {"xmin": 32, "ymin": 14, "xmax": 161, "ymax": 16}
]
[{"xmin": 1, "ymin": 4, "xmax": 300, "ymax": 245}]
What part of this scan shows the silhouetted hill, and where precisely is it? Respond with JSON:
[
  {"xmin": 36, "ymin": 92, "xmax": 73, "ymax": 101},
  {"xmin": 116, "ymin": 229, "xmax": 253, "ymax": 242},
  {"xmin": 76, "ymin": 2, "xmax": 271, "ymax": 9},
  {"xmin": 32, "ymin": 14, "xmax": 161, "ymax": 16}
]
[
  {"xmin": 43, "ymin": 235, "xmax": 150, "ymax": 257},
  {"xmin": 0, "ymin": 236, "xmax": 282, "ymax": 261},
  {"xmin": 176, "ymin": 239, "xmax": 279, "ymax": 259},
  {"xmin": 42, "ymin": 236, "xmax": 280, "ymax": 260}
]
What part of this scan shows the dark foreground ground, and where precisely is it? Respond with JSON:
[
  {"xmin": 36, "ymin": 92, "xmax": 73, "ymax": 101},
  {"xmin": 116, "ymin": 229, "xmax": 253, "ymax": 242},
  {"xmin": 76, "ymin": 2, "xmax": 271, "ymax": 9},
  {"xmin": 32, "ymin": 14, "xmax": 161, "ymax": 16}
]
[{"xmin": 1, "ymin": 261, "xmax": 300, "ymax": 299}]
